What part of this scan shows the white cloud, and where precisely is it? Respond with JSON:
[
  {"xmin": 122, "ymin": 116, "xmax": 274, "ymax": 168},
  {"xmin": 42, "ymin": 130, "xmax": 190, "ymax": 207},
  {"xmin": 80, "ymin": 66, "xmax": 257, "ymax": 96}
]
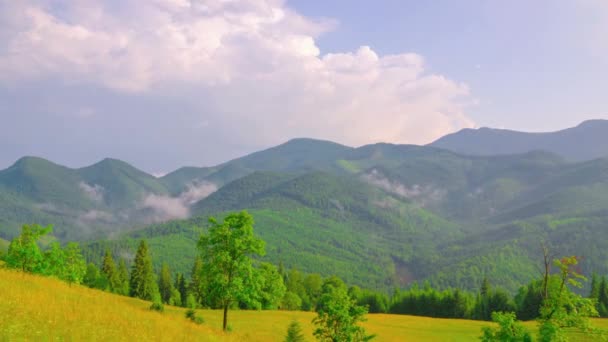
[
  {"xmin": 0, "ymin": 0, "xmax": 475, "ymax": 147},
  {"xmin": 139, "ymin": 181, "xmax": 217, "ymax": 221},
  {"xmin": 362, "ymin": 169, "xmax": 446, "ymax": 207},
  {"xmin": 78, "ymin": 181, "xmax": 104, "ymax": 202}
]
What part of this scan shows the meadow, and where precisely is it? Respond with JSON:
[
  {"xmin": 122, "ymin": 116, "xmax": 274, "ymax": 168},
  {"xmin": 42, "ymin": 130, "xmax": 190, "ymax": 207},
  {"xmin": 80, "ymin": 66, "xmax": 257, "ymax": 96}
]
[{"xmin": 2, "ymin": 267, "xmax": 607, "ymax": 341}]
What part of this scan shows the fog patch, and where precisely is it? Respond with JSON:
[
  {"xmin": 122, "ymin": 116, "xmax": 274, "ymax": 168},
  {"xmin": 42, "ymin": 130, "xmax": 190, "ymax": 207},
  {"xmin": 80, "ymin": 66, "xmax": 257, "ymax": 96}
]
[
  {"xmin": 79, "ymin": 182, "xmax": 105, "ymax": 202},
  {"xmin": 362, "ymin": 169, "xmax": 446, "ymax": 207},
  {"xmin": 80, "ymin": 210, "xmax": 115, "ymax": 222},
  {"xmin": 180, "ymin": 182, "xmax": 218, "ymax": 205},
  {"xmin": 139, "ymin": 181, "xmax": 217, "ymax": 222}
]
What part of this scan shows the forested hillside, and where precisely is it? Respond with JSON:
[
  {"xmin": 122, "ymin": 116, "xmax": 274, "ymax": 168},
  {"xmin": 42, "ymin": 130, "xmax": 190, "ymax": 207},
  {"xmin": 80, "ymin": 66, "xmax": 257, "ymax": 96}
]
[{"xmin": 4, "ymin": 122, "xmax": 608, "ymax": 292}]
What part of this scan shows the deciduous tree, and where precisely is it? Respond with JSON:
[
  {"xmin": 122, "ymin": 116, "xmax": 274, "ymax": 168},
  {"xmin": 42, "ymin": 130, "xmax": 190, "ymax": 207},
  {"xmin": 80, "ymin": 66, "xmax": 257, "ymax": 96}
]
[{"xmin": 197, "ymin": 211, "xmax": 265, "ymax": 331}]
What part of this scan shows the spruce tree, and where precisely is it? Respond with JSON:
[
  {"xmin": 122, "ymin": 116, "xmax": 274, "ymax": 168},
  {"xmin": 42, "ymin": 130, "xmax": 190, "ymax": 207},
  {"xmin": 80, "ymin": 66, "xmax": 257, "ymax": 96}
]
[
  {"xmin": 284, "ymin": 320, "xmax": 305, "ymax": 342},
  {"xmin": 129, "ymin": 240, "xmax": 158, "ymax": 300},
  {"xmin": 598, "ymin": 276, "xmax": 608, "ymax": 317},
  {"xmin": 189, "ymin": 257, "xmax": 204, "ymax": 306},
  {"xmin": 175, "ymin": 273, "xmax": 188, "ymax": 307},
  {"xmin": 117, "ymin": 259, "xmax": 130, "ymax": 296},
  {"xmin": 158, "ymin": 263, "xmax": 174, "ymax": 304},
  {"xmin": 589, "ymin": 273, "xmax": 600, "ymax": 299},
  {"xmin": 102, "ymin": 249, "xmax": 121, "ymax": 292}
]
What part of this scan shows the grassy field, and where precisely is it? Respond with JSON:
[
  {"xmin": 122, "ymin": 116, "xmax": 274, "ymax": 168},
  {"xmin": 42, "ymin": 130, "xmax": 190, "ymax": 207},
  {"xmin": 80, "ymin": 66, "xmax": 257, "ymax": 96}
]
[{"xmin": 2, "ymin": 267, "xmax": 608, "ymax": 341}]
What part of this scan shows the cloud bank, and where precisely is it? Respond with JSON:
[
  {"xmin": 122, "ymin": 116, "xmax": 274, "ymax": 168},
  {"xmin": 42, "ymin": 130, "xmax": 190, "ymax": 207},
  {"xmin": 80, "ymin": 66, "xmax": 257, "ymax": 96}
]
[{"xmin": 0, "ymin": 0, "xmax": 475, "ymax": 170}]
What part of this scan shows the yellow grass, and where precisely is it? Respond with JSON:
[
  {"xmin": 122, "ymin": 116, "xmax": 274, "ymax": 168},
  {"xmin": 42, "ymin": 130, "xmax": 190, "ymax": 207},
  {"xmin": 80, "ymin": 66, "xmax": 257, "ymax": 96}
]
[{"xmin": 2, "ymin": 267, "xmax": 608, "ymax": 341}]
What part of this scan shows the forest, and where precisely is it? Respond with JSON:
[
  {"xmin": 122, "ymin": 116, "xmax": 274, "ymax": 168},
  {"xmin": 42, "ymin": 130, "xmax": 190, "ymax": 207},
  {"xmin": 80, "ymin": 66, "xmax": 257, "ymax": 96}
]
[{"xmin": 2, "ymin": 211, "xmax": 608, "ymax": 341}]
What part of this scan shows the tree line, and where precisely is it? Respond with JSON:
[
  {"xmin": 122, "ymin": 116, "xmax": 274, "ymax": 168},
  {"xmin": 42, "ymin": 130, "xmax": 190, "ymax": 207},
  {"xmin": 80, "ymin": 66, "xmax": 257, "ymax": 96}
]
[{"xmin": 4, "ymin": 215, "xmax": 608, "ymax": 341}]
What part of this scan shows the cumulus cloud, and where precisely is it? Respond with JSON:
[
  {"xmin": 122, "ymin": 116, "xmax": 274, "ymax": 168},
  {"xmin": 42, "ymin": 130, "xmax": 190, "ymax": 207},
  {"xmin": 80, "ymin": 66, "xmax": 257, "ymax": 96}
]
[
  {"xmin": 0, "ymin": 0, "xmax": 475, "ymax": 165},
  {"xmin": 139, "ymin": 181, "xmax": 217, "ymax": 221},
  {"xmin": 79, "ymin": 182, "xmax": 104, "ymax": 202}
]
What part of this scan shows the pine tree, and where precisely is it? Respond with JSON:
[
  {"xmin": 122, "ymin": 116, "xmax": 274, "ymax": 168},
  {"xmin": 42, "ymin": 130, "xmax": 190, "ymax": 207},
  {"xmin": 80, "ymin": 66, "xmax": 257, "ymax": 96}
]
[
  {"xmin": 598, "ymin": 276, "xmax": 608, "ymax": 317},
  {"xmin": 129, "ymin": 240, "xmax": 159, "ymax": 300},
  {"xmin": 102, "ymin": 249, "xmax": 121, "ymax": 292},
  {"xmin": 590, "ymin": 273, "xmax": 600, "ymax": 299},
  {"xmin": 284, "ymin": 320, "xmax": 305, "ymax": 342},
  {"xmin": 158, "ymin": 263, "xmax": 174, "ymax": 304},
  {"xmin": 189, "ymin": 257, "xmax": 204, "ymax": 306},
  {"xmin": 117, "ymin": 259, "xmax": 130, "ymax": 296},
  {"xmin": 175, "ymin": 273, "xmax": 188, "ymax": 307}
]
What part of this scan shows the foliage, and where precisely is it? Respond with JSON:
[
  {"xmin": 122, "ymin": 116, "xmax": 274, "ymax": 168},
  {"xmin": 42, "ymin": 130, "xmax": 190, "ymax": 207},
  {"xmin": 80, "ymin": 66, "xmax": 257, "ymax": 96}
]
[
  {"xmin": 5, "ymin": 224, "xmax": 52, "ymax": 272},
  {"xmin": 149, "ymin": 292, "xmax": 164, "ymax": 313},
  {"xmin": 285, "ymin": 320, "xmax": 306, "ymax": 342},
  {"xmin": 185, "ymin": 309, "xmax": 205, "ymax": 325},
  {"xmin": 313, "ymin": 278, "xmax": 374, "ymax": 342},
  {"xmin": 480, "ymin": 312, "xmax": 532, "ymax": 342},
  {"xmin": 158, "ymin": 263, "xmax": 174, "ymax": 304},
  {"xmin": 61, "ymin": 242, "xmax": 86, "ymax": 285},
  {"xmin": 197, "ymin": 211, "xmax": 265, "ymax": 331},
  {"xmin": 129, "ymin": 240, "xmax": 159, "ymax": 300},
  {"xmin": 536, "ymin": 256, "xmax": 599, "ymax": 342}
]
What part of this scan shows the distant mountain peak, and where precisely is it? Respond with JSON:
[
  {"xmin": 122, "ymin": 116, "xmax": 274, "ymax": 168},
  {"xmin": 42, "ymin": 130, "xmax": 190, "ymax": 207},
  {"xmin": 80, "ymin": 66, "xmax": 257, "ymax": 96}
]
[{"xmin": 430, "ymin": 119, "xmax": 608, "ymax": 161}]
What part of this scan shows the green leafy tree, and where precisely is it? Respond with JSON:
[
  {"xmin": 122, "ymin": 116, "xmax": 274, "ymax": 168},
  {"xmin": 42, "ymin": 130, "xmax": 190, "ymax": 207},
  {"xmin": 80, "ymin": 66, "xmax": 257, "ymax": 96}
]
[
  {"xmin": 197, "ymin": 211, "xmax": 265, "ymax": 331},
  {"xmin": 313, "ymin": 278, "xmax": 374, "ymax": 342},
  {"xmin": 480, "ymin": 311, "xmax": 532, "ymax": 342},
  {"xmin": 282, "ymin": 291, "xmax": 303, "ymax": 310},
  {"xmin": 6, "ymin": 224, "xmax": 52, "ymax": 273},
  {"xmin": 285, "ymin": 320, "xmax": 306, "ymax": 342},
  {"xmin": 61, "ymin": 242, "xmax": 86, "ymax": 285},
  {"xmin": 43, "ymin": 242, "xmax": 65, "ymax": 277},
  {"xmin": 537, "ymin": 256, "xmax": 600, "ymax": 342},
  {"xmin": 130, "ymin": 240, "xmax": 159, "ymax": 300},
  {"xmin": 158, "ymin": 263, "xmax": 174, "ymax": 304},
  {"xmin": 256, "ymin": 262, "xmax": 287, "ymax": 310}
]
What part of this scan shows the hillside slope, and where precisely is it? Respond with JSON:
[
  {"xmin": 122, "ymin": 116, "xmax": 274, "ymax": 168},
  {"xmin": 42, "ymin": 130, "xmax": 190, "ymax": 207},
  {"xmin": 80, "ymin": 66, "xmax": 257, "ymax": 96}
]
[
  {"xmin": 430, "ymin": 119, "xmax": 608, "ymax": 161},
  {"xmin": 2, "ymin": 268, "xmax": 606, "ymax": 341}
]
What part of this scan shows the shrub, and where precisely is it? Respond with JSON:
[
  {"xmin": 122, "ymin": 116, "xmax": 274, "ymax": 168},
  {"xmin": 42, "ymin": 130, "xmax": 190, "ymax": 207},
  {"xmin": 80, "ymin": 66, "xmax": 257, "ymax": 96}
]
[
  {"xmin": 150, "ymin": 293, "xmax": 164, "ymax": 313},
  {"xmin": 480, "ymin": 311, "xmax": 532, "ymax": 342},
  {"xmin": 185, "ymin": 308, "xmax": 204, "ymax": 325}
]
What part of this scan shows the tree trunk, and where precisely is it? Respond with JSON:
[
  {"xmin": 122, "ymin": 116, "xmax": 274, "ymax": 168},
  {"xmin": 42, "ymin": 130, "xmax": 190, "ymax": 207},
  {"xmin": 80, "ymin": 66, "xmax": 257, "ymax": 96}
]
[{"xmin": 223, "ymin": 304, "xmax": 228, "ymax": 331}]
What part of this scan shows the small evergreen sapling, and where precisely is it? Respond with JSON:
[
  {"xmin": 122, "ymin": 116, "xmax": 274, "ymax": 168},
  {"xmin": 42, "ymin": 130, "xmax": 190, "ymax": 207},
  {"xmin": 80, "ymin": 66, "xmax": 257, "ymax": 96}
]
[{"xmin": 285, "ymin": 320, "xmax": 306, "ymax": 342}]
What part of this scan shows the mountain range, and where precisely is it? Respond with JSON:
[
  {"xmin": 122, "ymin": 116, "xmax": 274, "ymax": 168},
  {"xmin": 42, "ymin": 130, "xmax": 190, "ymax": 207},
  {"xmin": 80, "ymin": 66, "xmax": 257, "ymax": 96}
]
[{"xmin": 3, "ymin": 119, "xmax": 608, "ymax": 291}]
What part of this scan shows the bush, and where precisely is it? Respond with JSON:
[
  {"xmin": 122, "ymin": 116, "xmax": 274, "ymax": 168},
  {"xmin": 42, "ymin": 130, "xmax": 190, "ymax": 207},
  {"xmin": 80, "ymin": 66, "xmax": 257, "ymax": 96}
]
[
  {"xmin": 185, "ymin": 308, "xmax": 204, "ymax": 325},
  {"xmin": 480, "ymin": 311, "xmax": 532, "ymax": 342},
  {"xmin": 150, "ymin": 293, "xmax": 164, "ymax": 313}
]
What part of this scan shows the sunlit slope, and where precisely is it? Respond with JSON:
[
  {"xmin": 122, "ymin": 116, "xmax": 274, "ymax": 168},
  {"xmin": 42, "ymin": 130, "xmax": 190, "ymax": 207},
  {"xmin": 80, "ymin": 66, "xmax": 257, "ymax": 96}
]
[
  {"xmin": 3, "ymin": 268, "xmax": 608, "ymax": 341},
  {"xmin": 0, "ymin": 268, "xmax": 226, "ymax": 341}
]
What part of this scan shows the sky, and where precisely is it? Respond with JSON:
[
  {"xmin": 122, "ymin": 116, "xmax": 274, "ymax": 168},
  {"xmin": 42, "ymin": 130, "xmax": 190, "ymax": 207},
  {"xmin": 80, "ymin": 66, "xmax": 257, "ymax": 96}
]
[{"xmin": 1, "ymin": 0, "xmax": 606, "ymax": 174}]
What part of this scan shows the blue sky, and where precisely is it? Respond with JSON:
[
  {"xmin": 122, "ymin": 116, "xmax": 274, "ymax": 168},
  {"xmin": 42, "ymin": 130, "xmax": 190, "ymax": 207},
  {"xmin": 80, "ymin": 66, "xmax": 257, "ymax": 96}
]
[
  {"xmin": 0, "ymin": 0, "xmax": 606, "ymax": 173},
  {"xmin": 289, "ymin": 0, "xmax": 608, "ymax": 130}
]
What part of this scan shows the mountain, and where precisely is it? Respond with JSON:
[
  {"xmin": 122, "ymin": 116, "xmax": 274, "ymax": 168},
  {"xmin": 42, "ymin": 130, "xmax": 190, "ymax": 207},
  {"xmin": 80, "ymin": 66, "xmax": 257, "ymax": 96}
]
[
  {"xmin": 7, "ymin": 123, "xmax": 608, "ymax": 292},
  {"xmin": 87, "ymin": 170, "xmax": 458, "ymax": 289},
  {"xmin": 83, "ymin": 141, "xmax": 608, "ymax": 291},
  {"xmin": 0, "ymin": 157, "xmax": 184, "ymax": 240},
  {"xmin": 430, "ymin": 119, "xmax": 608, "ymax": 161}
]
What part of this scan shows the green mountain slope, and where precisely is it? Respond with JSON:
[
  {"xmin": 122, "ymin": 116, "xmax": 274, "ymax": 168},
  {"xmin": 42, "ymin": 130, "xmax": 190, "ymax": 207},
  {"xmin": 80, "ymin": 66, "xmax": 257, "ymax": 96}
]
[
  {"xmin": 7, "ymin": 127, "xmax": 608, "ymax": 292},
  {"xmin": 86, "ymin": 171, "xmax": 458, "ymax": 289}
]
